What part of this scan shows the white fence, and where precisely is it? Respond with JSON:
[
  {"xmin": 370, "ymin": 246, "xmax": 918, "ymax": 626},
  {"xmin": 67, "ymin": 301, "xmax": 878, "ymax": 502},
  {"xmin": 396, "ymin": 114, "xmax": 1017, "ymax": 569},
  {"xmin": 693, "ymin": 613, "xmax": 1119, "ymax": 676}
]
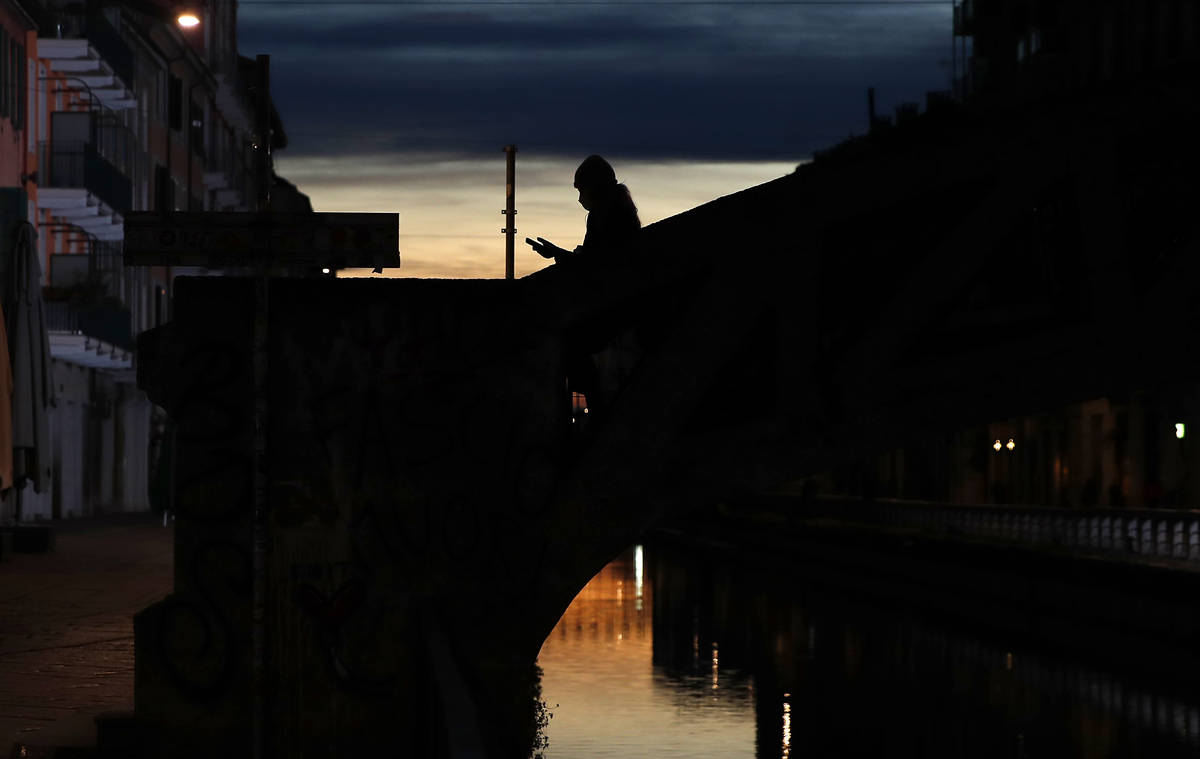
[{"xmin": 802, "ymin": 497, "xmax": 1200, "ymax": 563}]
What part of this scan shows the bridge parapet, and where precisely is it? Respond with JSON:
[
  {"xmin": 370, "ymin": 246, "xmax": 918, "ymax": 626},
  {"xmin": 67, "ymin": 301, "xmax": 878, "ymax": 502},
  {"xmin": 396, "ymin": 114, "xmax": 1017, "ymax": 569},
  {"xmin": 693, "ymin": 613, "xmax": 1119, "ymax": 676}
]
[{"xmin": 135, "ymin": 276, "xmax": 574, "ymax": 756}]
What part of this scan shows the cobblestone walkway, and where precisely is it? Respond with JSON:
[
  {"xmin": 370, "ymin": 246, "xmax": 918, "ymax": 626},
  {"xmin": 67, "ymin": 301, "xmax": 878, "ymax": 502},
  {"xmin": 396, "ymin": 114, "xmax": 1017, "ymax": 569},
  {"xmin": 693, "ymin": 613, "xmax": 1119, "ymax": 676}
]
[{"xmin": 0, "ymin": 515, "xmax": 173, "ymax": 753}]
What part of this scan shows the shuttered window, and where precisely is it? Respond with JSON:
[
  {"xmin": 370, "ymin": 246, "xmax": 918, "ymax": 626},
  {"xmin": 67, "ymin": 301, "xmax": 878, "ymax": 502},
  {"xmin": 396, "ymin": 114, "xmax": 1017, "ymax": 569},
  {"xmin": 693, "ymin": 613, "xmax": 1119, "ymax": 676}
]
[
  {"xmin": 0, "ymin": 28, "xmax": 9, "ymax": 120},
  {"xmin": 9, "ymin": 39, "xmax": 18, "ymax": 126},
  {"xmin": 16, "ymin": 43, "xmax": 24, "ymax": 130},
  {"xmin": 167, "ymin": 74, "xmax": 181, "ymax": 131}
]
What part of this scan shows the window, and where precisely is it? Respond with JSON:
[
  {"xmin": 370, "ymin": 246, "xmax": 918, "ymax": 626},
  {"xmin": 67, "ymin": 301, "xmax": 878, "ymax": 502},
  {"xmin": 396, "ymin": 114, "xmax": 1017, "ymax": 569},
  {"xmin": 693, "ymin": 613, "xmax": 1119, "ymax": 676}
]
[
  {"xmin": 10, "ymin": 38, "xmax": 19, "ymax": 125},
  {"xmin": 0, "ymin": 28, "xmax": 27, "ymax": 130},
  {"xmin": 1, "ymin": 28, "xmax": 8, "ymax": 120},
  {"xmin": 167, "ymin": 74, "xmax": 181, "ymax": 131},
  {"xmin": 189, "ymin": 98, "xmax": 204, "ymax": 158},
  {"xmin": 155, "ymin": 164, "xmax": 172, "ymax": 212},
  {"xmin": 154, "ymin": 285, "xmax": 166, "ymax": 325}
]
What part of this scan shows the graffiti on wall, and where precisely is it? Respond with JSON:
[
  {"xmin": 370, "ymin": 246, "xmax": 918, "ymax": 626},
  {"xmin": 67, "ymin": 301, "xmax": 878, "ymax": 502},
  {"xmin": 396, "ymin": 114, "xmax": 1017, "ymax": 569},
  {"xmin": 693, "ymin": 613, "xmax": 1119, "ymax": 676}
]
[{"xmin": 270, "ymin": 292, "xmax": 562, "ymax": 693}]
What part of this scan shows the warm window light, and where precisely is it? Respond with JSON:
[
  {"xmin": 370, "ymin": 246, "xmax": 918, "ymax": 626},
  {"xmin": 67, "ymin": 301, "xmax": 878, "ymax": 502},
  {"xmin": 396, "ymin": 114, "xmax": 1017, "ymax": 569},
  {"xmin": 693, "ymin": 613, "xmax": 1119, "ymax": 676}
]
[
  {"xmin": 177, "ymin": 13, "xmax": 201, "ymax": 27},
  {"xmin": 1177, "ymin": 423, "xmax": 1186, "ymax": 440},
  {"xmin": 993, "ymin": 440, "xmax": 1002, "ymax": 452},
  {"xmin": 1006, "ymin": 438, "xmax": 1015, "ymax": 451}
]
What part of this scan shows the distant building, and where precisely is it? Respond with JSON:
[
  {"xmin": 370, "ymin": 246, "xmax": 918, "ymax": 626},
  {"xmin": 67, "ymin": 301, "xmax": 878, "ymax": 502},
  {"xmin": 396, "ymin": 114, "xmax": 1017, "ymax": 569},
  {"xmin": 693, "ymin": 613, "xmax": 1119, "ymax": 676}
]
[
  {"xmin": 956, "ymin": 0, "xmax": 1200, "ymax": 100},
  {"xmin": 861, "ymin": 391, "xmax": 1197, "ymax": 510}
]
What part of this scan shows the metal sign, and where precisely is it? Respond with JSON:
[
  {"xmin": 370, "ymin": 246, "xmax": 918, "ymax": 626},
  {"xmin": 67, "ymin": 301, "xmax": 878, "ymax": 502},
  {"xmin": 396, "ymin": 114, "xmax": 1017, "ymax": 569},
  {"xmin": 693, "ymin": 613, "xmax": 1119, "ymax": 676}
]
[{"xmin": 123, "ymin": 211, "xmax": 401, "ymax": 269}]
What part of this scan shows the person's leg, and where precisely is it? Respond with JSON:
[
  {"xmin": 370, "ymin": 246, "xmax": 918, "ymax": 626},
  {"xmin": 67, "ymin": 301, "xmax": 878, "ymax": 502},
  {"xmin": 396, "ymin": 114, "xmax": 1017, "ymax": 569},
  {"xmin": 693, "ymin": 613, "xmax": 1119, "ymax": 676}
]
[{"xmin": 566, "ymin": 349, "xmax": 603, "ymax": 425}]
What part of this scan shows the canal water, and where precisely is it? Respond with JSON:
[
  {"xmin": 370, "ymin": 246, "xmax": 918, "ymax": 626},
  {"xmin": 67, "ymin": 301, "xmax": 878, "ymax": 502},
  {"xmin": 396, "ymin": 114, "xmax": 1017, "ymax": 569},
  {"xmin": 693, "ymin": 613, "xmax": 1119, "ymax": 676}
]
[{"xmin": 536, "ymin": 541, "xmax": 1200, "ymax": 758}]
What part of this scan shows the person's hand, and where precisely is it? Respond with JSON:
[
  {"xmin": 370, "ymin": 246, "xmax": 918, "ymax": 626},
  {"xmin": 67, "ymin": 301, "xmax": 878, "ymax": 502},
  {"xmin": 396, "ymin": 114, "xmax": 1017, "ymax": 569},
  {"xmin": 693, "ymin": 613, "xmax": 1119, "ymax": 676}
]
[{"xmin": 526, "ymin": 237, "xmax": 569, "ymax": 259}]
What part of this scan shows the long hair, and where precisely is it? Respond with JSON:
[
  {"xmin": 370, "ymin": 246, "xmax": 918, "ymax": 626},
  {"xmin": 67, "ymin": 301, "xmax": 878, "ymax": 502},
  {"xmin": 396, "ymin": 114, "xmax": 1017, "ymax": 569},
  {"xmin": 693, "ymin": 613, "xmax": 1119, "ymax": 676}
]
[{"xmin": 576, "ymin": 155, "xmax": 641, "ymax": 228}]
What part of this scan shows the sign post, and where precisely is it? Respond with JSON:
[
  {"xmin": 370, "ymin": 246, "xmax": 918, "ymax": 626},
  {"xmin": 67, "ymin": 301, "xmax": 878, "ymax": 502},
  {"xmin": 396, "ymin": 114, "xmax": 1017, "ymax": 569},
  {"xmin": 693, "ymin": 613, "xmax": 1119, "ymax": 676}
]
[
  {"xmin": 503, "ymin": 144, "xmax": 516, "ymax": 280},
  {"xmin": 123, "ymin": 211, "xmax": 401, "ymax": 270}
]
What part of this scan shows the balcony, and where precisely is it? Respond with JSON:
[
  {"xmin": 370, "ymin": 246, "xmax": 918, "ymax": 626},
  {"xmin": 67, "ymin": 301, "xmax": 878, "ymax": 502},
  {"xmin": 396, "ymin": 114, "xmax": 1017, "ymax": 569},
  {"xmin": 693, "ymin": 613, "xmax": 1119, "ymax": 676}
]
[
  {"xmin": 206, "ymin": 149, "xmax": 254, "ymax": 210},
  {"xmin": 45, "ymin": 233, "xmax": 134, "ymax": 371},
  {"xmin": 48, "ymin": 238, "xmax": 123, "ymax": 291},
  {"xmin": 45, "ymin": 301, "xmax": 133, "ymax": 371},
  {"xmin": 39, "ymin": 141, "xmax": 131, "ymax": 240},
  {"xmin": 39, "ymin": 11, "xmax": 136, "ymax": 110}
]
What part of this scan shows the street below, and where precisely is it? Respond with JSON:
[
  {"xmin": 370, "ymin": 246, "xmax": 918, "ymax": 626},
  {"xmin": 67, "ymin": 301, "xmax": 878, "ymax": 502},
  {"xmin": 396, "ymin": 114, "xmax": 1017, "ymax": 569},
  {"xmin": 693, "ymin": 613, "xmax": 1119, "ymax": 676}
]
[{"xmin": 0, "ymin": 515, "xmax": 172, "ymax": 753}]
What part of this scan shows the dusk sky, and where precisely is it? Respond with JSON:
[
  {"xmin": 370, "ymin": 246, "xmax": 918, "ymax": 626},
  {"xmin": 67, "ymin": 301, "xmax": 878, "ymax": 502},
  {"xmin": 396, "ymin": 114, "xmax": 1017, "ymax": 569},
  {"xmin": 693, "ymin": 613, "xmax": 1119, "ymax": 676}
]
[{"xmin": 237, "ymin": 0, "xmax": 954, "ymax": 277}]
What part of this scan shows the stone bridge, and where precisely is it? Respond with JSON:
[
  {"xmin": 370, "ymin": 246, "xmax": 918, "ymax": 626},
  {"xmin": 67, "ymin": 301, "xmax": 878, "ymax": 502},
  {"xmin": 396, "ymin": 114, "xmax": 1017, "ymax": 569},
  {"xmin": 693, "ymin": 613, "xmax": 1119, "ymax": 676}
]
[{"xmin": 130, "ymin": 79, "xmax": 1198, "ymax": 757}]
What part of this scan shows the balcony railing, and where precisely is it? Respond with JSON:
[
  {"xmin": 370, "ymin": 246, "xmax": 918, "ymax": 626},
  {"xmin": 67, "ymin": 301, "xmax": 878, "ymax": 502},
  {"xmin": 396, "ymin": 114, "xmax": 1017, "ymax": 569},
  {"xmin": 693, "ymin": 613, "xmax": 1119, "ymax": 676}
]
[
  {"xmin": 39, "ymin": 140, "xmax": 132, "ymax": 214},
  {"xmin": 48, "ymin": 238, "xmax": 124, "ymax": 290},
  {"xmin": 90, "ymin": 238, "xmax": 123, "ymax": 279},
  {"xmin": 45, "ymin": 301, "xmax": 81, "ymax": 334},
  {"xmin": 791, "ymin": 496, "xmax": 1200, "ymax": 565},
  {"xmin": 44, "ymin": 299, "xmax": 132, "ymax": 349},
  {"xmin": 48, "ymin": 10, "xmax": 135, "ymax": 87}
]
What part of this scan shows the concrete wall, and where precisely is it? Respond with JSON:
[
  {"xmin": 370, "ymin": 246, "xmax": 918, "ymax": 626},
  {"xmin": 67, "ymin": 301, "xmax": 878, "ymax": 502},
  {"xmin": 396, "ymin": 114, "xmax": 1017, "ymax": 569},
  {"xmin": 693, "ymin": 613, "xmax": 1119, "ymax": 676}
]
[{"xmin": 134, "ymin": 276, "xmax": 566, "ymax": 758}]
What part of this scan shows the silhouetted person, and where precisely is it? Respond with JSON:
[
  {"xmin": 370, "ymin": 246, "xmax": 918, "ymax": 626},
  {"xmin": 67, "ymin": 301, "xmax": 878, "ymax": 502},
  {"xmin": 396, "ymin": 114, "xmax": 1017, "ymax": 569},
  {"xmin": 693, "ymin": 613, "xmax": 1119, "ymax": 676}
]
[
  {"xmin": 527, "ymin": 156, "xmax": 642, "ymax": 430},
  {"xmin": 527, "ymin": 154, "xmax": 641, "ymax": 263}
]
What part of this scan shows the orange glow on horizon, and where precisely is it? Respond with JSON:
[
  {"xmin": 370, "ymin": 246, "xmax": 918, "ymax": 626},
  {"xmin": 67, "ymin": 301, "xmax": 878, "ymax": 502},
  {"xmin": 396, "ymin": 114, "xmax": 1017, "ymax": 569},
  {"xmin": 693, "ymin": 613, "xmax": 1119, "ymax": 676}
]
[{"xmin": 280, "ymin": 155, "xmax": 799, "ymax": 279}]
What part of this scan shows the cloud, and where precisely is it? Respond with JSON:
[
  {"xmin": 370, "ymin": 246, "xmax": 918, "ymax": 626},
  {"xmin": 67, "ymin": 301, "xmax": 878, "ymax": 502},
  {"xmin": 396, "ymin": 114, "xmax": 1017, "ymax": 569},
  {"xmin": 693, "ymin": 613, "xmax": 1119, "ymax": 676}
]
[
  {"xmin": 242, "ymin": 2, "xmax": 953, "ymax": 162},
  {"xmin": 242, "ymin": 3, "xmax": 951, "ymax": 278}
]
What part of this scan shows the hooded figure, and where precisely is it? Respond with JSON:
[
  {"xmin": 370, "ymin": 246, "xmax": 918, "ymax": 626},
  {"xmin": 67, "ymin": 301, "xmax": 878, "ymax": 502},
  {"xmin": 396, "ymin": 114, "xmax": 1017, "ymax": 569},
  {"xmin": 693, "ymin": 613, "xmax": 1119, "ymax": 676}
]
[
  {"xmin": 528, "ymin": 155, "xmax": 641, "ymax": 263},
  {"xmin": 570, "ymin": 154, "xmax": 640, "ymax": 257},
  {"xmin": 528, "ymin": 157, "xmax": 644, "ymax": 422}
]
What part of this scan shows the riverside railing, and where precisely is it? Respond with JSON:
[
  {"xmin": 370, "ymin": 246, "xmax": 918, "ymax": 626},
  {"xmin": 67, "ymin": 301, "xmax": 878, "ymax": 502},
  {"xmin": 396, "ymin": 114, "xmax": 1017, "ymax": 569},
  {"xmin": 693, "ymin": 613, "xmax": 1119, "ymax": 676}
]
[{"xmin": 792, "ymin": 496, "xmax": 1200, "ymax": 564}]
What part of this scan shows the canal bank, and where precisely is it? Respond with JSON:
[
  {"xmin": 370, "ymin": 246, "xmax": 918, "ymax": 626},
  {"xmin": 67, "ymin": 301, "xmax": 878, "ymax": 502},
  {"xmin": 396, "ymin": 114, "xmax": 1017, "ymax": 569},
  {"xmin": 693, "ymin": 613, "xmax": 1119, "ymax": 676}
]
[{"xmin": 649, "ymin": 496, "xmax": 1200, "ymax": 693}]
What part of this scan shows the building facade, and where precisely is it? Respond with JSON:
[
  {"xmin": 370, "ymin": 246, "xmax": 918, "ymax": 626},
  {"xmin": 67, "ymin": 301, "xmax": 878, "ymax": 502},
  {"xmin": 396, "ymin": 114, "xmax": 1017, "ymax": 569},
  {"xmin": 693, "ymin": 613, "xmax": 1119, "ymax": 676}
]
[
  {"xmin": 820, "ymin": 1, "xmax": 1200, "ymax": 512},
  {"xmin": 0, "ymin": 0, "xmax": 299, "ymax": 521},
  {"xmin": 956, "ymin": 0, "xmax": 1200, "ymax": 100}
]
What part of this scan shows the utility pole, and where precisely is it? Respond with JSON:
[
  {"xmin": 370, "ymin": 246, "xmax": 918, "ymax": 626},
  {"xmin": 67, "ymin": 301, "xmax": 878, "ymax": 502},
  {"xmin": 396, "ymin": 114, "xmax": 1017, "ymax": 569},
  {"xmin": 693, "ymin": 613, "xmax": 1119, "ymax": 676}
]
[
  {"xmin": 503, "ymin": 144, "xmax": 516, "ymax": 280},
  {"xmin": 257, "ymin": 56, "xmax": 272, "ymax": 212},
  {"xmin": 252, "ymin": 52, "xmax": 271, "ymax": 759},
  {"xmin": 951, "ymin": 1, "xmax": 958, "ymax": 99}
]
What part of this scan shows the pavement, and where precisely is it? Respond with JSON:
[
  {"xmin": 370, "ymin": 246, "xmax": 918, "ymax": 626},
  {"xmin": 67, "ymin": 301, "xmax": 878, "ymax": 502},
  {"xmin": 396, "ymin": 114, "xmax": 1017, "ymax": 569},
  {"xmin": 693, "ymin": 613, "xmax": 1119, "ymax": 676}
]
[{"xmin": 0, "ymin": 513, "xmax": 173, "ymax": 757}]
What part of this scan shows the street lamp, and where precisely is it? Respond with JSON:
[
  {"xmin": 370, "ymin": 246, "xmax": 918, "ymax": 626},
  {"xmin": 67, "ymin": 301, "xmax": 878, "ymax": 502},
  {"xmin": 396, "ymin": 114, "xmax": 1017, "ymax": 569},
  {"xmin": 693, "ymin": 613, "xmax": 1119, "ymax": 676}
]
[{"xmin": 109, "ymin": 0, "xmax": 204, "ymax": 28}]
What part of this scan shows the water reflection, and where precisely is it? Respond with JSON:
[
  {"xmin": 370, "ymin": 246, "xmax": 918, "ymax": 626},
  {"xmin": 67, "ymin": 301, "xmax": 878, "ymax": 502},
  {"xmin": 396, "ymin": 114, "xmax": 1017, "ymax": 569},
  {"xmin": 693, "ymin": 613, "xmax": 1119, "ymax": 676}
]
[
  {"xmin": 537, "ymin": 545, "xmax": 755, "ymax": 758},
  {"xmin": 537, "ymin": 542, "xmax": 1200, "ymax": 758}
]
